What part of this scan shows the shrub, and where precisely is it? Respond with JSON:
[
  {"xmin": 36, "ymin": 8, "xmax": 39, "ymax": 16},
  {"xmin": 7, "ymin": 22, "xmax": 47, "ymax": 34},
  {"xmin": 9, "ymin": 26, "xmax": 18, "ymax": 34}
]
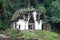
[
  {"xmin": 17, "ymin": 31, "xmax": 39, "ymax": 39},
  {"xmin": 4, "ymin": 29, "xmax": 60, "ymax": 40},
  {"xmin": 4, "ymin": 29, "xmax": 19, "ymax": 38}
]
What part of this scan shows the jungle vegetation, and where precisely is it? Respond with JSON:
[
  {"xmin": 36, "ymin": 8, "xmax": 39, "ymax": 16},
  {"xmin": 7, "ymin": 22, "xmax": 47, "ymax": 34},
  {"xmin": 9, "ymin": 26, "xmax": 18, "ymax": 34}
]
[{"xmin": 0, "ymin": 0, "xmax": 60, "ymax": 32}]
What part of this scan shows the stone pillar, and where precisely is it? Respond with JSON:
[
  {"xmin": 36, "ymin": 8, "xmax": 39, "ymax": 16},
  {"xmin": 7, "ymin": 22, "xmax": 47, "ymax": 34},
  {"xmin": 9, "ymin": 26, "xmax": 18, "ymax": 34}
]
[
  {"xmin": 12, "ymin": 22, "xmax": 16, "ymax": 29},
  {"xmin": 15, "ymin": 21, "xmax": 16, "ymax": 29}
]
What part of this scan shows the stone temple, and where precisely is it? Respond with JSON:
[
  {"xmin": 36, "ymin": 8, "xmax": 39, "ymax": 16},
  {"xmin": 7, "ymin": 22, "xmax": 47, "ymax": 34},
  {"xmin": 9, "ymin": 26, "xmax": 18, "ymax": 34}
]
[{"xmin": 11, "ymin": 7, "xmax": 51, "ymax": 31}]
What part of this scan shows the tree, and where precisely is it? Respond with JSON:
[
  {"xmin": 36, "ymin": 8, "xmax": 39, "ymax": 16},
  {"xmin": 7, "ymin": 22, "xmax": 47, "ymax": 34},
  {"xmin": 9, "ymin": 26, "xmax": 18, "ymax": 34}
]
[
  {"xmin": 36, "ymin": 3, "xmax": 46, "ymax": 13},
  {"xmin": 46, "ymin": 1, "xmax": 60, "ymax": 23}
]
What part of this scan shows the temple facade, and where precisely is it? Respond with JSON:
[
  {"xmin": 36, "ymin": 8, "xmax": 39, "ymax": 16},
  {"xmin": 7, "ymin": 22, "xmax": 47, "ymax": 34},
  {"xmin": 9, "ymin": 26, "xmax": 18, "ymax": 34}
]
[{"xmin": 11, "ymin": 7, "xmax": 51, "ymax": 31}]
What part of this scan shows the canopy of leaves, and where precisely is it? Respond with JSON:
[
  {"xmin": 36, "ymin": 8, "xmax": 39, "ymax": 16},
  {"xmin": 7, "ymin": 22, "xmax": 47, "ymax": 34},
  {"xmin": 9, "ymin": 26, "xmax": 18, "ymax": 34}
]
[
  {"xmin": 46, "ymin": 1, "xmax": 60, "ymax": 23},
  {"xmin": 36, "ymin": 3, "xmax": 46, "ymax": 13}
]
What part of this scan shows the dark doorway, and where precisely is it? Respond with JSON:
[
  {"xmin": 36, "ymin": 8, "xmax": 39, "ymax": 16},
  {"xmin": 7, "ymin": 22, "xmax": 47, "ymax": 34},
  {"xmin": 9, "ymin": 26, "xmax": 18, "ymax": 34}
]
[
  {"xmin": 28, "ymin": 15, "xmax": 35, "ymax": 30},
  {"xmin": 28, "ymin": 24, "xmax": 35, "ymax": 30},
  {"xmin": 28, "ymin": 25, "xmax": 32, "ymax": 30},
  {"xmin": 19, "ymin": 25, "xmax": 20, "ymax": 29},
  {"xmin": 42, "ymin": 23, "xmax": 44, "ymax": 30}
]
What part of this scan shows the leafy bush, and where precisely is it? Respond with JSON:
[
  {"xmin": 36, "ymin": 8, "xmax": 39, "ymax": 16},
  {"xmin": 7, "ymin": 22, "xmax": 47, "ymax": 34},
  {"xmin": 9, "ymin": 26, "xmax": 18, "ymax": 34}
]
[
  {"xmin": 18, "ymin": 31, "xmax": 38, "ymax": 39},
  {"xmin": 4, "ymin": 29, "xmax": 19, "ymax": 38},
  {"xmin": 4, "ymin": 29, "xmax": 38, "ymax": 38}
]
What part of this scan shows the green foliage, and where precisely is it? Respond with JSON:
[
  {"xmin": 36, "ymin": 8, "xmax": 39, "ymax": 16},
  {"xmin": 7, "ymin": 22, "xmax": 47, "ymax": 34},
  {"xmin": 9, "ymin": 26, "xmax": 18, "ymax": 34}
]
[
  {"xmin": 4, "ymin": 29, "xmax": 38, "ymax": 38},
  {"xmin": 46, "ymin": 1, "xmax": 60, "ymax": 23},
  {"xmin": 4, "ymin": 30, "xmax": 60, "ymax": 40},
  {"xmin": 9, "ymin": 29, "xmax": 18, "ymax": 38},
  {"xmin": 19, "ymin": 31, "xmax": 38, "ymax": 38},
  {"xmin": 35, "ymin": 30, "xmax": 60, "ymax": 40},
  {"xmin": 0, "ymin": 20, "xmax": 8, "ymax": 30},
  {"xmin": 43, "ymin": 0, "xmax": 55, "ymax": 7},
  {"xmin": 4, "ymin": 29, "xmax": 19, "ymax": 38},
  {"xmin": 0, "ymin": 0, "xmax": 60, "ymax": 30},
  {"xmin": 36, "ymin": 3, "xmax": 46, "ymax": 13}
]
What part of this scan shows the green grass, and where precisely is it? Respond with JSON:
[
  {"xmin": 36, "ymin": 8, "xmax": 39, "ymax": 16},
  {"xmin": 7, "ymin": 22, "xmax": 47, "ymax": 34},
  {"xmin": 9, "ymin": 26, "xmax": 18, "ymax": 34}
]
[
  {"xmin": 35, "ymin": 30, "xmax": 60, "ymax": 40},
  {"xmin": 3, "ymin": 29, "xmax": 60, "ymax": 40}
]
